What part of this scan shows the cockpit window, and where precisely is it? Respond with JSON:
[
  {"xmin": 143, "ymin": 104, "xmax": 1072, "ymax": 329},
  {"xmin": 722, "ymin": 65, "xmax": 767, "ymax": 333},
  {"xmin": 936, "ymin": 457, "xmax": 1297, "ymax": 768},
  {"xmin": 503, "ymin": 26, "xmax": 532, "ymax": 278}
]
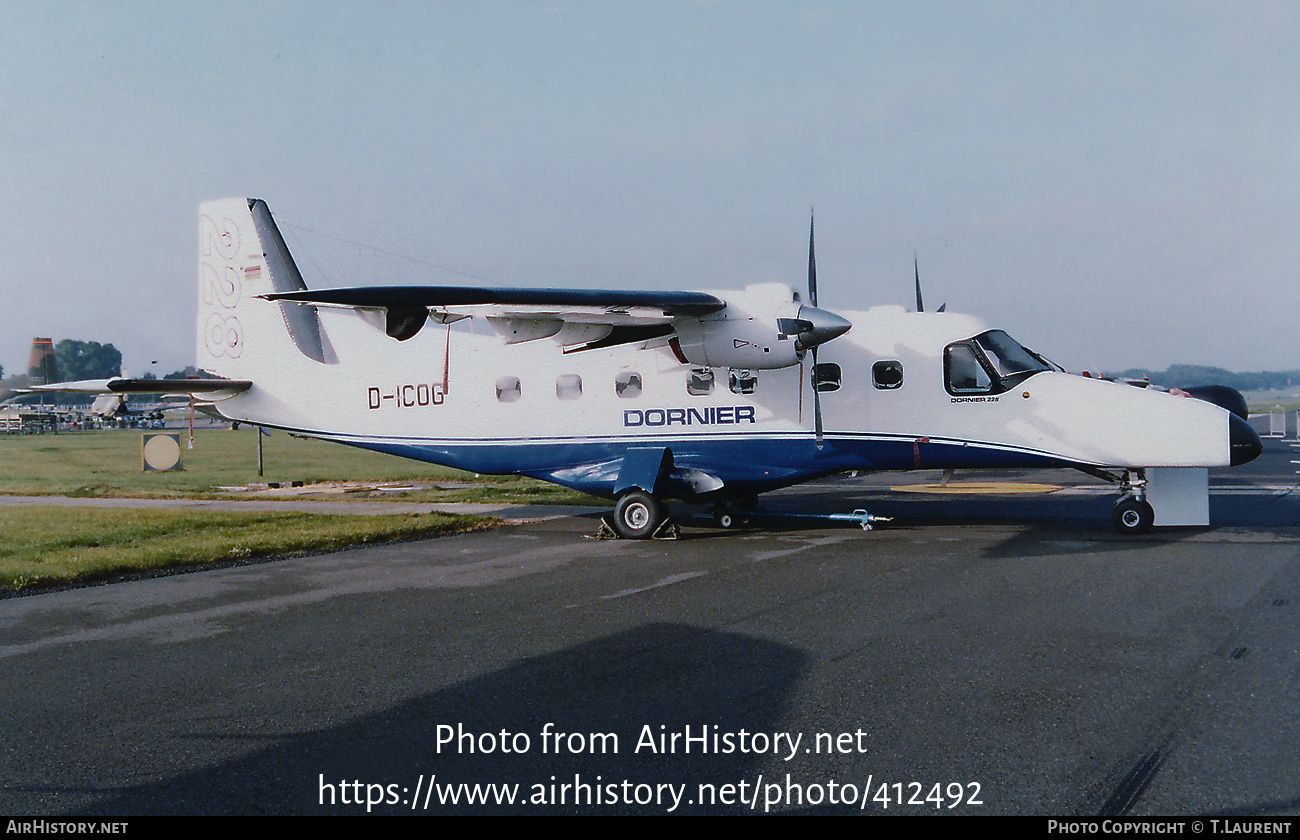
[
  {"xmin": 1023, "ymin": 345, "xmax": 1064, "ymax": 373},
  {"xmin": 972, "ymin": 330, "xmax": 1053, "ymax": 379},
  {"xmin": 945, "ymin": 330, "xmax": 1050, "ymax": 396},
  {"xmin": 945, "ymin": 344, "xmax": 994, "ymax": 394}
]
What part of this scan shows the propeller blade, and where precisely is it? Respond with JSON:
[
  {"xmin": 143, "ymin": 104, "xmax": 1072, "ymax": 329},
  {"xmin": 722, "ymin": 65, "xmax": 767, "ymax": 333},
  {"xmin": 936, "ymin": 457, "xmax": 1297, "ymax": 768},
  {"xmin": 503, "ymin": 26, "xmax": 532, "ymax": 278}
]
[
  {"xmin": 808, "ymin": 212, "xmax": 818, "ymax": 308},
  {"xmin": 914, "ymin": 253, "xmax": 924, "ymax": 313},
  {"xmin": 813, "ymin": 347, "xmax": 824, "ymax": 450}
]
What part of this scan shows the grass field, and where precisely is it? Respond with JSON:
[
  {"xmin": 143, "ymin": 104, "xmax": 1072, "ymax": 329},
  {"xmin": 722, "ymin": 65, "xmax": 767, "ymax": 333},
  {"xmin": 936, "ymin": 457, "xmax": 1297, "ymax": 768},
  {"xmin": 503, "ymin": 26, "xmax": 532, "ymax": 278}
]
[
  {"xmin": 0, "ymin": 427, "xmax": 600, "ymax": 504},
  {"xmin": 0, "ymin": 428, "xmax": 596, "ymax": 592},
  {"xmin": 0, "ymin": 507, "xmax": 493, "ymax": 591},
  {"xmin": 1245, "ymin": 390, "xmax": 1300, "ymax": 413}
]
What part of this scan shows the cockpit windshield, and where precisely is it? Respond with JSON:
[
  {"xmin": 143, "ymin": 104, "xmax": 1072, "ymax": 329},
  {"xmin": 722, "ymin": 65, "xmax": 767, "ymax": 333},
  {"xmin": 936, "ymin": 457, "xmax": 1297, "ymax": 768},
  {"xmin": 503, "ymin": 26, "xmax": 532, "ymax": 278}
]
[
  {"xmin": 944, "ymin": 330, "xmax": 1053, "ymax": 396},
  {"xmin": 972, "ymin": 330, "xmax": 1053, "ymax": 378}
]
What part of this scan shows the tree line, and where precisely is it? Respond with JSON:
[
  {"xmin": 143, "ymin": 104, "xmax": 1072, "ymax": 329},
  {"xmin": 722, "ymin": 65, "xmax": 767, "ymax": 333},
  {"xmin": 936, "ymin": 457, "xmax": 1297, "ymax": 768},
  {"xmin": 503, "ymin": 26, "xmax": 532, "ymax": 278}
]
[
  {"xmin": 1114, "ymin": 365, "xmax": 1300, "ymax": 393},
  {"xmin": 0, "ymin": 340, "xmax": 194, "ymax": 403}
]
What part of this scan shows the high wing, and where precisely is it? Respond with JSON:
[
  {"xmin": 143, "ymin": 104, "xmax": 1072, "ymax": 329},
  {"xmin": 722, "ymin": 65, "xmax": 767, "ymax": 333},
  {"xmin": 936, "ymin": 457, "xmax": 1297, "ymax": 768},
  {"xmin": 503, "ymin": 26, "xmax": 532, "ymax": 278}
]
[
  {"xmin": 262, "ymin": 285, "xmax": 729, "ymax": 350},
  {"xmin": 262, "ymin": 285, "xmax": 726, "ymax": 316},
  {"xmin": 263, "ymin": 281, "xmax": 849, "ymax": 367}
]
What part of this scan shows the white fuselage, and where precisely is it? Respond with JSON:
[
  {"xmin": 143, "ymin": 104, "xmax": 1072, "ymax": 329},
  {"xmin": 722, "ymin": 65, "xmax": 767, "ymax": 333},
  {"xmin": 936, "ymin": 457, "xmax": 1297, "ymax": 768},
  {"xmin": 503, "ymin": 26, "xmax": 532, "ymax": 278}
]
[{"xmin": 196, "ymin": 197, "xmax": 1239, "ymax": 500}]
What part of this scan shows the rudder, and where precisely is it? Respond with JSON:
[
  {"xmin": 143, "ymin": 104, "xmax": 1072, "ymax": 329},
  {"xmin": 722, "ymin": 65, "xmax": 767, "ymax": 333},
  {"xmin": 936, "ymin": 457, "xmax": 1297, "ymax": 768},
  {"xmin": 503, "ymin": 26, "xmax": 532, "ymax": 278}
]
[{"xmin": 196, "ymin": 198, "xmax": 336, "ymax": 380}]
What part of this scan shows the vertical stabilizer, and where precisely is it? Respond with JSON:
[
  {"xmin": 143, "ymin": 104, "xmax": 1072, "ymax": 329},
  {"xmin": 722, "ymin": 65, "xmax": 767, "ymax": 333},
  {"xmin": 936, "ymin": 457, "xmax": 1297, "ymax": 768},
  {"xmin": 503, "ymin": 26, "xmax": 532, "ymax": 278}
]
[
  {"xmin": 197, "ymin": 198, "xmax": 336, "ymax": 380},
  {"xmin": 26, "ymin": 338, "xmax": 59, "ymax": 386}
]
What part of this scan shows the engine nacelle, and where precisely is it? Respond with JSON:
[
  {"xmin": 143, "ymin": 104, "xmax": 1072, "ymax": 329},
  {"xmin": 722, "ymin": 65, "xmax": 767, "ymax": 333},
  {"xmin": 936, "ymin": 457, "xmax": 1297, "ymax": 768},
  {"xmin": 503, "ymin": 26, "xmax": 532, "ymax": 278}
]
[
  {"xmin": 673, "ymin": 309, "xmax": 803, "ymax": 369},
  {"xmin": 672, "ymin": 284, "xmax": 851, "ymax": 370}
]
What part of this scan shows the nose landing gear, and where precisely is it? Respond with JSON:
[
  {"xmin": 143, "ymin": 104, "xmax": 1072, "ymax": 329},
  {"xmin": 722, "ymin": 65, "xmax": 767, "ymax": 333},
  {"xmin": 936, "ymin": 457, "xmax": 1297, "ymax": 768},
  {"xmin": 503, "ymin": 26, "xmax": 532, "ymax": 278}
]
[{"xmin": 1113, "ymin": 470, "xmax": 1154, "ymax": 535}]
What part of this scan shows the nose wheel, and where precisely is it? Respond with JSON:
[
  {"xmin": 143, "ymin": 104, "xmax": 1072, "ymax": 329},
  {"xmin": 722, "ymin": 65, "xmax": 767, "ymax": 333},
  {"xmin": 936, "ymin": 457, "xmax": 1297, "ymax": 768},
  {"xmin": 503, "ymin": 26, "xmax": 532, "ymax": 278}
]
[
  {"xmin": 1112, "ymin": 470, "xmax": 1154, "ymax": 535},
  {"xmin": 1112, "ymin": 497, "xmax": 1154, "ymax": 535}
]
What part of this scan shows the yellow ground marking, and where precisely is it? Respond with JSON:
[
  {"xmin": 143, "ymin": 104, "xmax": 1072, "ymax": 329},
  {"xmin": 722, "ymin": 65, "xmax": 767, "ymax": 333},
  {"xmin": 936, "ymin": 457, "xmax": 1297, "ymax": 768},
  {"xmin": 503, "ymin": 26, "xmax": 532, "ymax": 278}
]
[{"xmin": 891, "ymin": 482, "xmax": 1062, "ymax": 495}]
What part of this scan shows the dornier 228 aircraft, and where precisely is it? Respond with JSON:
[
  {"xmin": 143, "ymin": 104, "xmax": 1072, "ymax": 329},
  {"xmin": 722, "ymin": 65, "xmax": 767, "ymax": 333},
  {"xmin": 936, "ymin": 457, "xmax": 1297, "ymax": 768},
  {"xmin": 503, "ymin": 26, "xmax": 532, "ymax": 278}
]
[{"xmin": 42, "ymin": 198, "xmax": 1263, "ymax": 538}]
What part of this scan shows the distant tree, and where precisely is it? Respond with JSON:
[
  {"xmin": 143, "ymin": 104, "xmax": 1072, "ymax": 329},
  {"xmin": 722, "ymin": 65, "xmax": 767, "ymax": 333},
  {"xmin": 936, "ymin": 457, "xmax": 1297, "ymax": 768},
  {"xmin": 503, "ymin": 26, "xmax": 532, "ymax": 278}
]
[
  {"xmin": 53, "ymin": 340, "xmax": 122, "ymax": 381},
  {"xmin": 0, "ymin": 372, "xmax": 28, "ymax": 401},
  {"xmin": 1115, "ymin": 365, "xmax": 1300, "ymax": 392}
]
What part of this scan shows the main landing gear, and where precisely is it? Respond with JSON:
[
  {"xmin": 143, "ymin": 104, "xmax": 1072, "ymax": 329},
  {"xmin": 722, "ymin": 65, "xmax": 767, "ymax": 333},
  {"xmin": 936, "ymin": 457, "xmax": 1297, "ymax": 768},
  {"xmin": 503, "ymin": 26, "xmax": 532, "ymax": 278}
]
[
  {"xmin": 613, "ymin": 490, "xmax": 666, "ymax": 539},
  {"xmin": 1112, "ymin": 470, "xmax": 1154, "ymax": 535},
  {"xmin": 596, "ymin": 490, "xmax": 680, "ymax": 540}
]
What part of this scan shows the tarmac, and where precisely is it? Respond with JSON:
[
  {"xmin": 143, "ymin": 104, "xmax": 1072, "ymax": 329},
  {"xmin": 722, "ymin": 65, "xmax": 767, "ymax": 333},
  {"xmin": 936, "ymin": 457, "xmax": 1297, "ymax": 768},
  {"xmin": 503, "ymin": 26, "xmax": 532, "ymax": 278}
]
[{"xmin": 0, "ymin": 437, "xmax": 1297, "ymax": 815}]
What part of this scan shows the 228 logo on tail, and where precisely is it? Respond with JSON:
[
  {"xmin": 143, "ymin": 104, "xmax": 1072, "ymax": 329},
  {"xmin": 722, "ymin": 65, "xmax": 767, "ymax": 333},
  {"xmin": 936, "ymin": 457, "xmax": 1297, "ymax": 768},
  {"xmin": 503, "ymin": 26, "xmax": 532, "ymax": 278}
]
[{"xmin": 368, "ymin": 384, "xmax": 446, "ymax": 410}]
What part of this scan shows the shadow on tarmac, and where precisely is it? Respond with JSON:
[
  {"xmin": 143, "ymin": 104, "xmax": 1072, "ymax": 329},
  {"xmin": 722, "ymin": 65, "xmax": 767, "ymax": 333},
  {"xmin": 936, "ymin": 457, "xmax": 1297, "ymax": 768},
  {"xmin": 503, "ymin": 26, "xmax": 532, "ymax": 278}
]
[{"xmin": 61, "ymin": 623, "xmax": 869, "ymax": 815}]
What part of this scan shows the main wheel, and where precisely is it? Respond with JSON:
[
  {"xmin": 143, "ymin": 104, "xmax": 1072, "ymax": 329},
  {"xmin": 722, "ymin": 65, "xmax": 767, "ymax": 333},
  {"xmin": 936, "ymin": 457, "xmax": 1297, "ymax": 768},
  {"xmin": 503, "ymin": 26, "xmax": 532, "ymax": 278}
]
[
  {"xmin": 1112, "ymin": 498, "xmax": 1154, "ymax": 535},
  {"xmin": 613, "ymin": 490, "xmax": 665, "ymax": 539}
]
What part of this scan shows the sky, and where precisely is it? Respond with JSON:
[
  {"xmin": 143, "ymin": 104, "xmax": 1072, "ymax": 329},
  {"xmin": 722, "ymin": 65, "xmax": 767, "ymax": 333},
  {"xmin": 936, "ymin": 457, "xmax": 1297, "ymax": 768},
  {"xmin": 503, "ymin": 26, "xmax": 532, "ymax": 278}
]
[{"xmin": 2, "ymin": 0, "xmax": 1298, "ymax": 378}]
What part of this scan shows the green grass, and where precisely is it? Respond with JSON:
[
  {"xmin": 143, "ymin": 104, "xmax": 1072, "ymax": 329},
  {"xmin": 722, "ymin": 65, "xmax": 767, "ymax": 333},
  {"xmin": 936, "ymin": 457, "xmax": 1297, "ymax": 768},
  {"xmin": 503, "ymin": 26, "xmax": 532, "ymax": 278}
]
[
  {"xmin": 1243, "ymin": 389, "xmax": 1300, "ymax": 414},
  {"xmin": 0, "ymin": 507, "xmax": 495, "ymax": 592},
  {"xmin": 0, "ymin": 429, "xmax": 603, "ymax": 592},
  {"xmin": 0, "ymin": 428, "xmax": 601, "ymax": 504}
]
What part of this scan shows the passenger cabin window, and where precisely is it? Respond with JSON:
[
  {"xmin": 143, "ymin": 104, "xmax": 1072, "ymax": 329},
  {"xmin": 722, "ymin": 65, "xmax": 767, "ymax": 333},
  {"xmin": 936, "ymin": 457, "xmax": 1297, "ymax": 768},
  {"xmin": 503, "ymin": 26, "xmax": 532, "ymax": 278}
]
[
  {"xmin": 811, "ymin": 363, "xmax": 841, "ymax": 392},
  {"xmin": 496, "ymin": 376, "xmax": 522, "ymax": 402},
  {"xmin": 872, "ymin": 360, "xmax": 903, "ymax": 390},
  {"xmin": 729, "ymin": 369, "xmax": 758, "ymax": 395},
  {"xmin": 687, "ymin": 368, "xmax": 714, "ymax": 396},
  {"xmin": 556, "ymin": 374, "xmax": 583, "ymax": 400},
  {"xmin": 615, "ymin": 371, "xmax": 642, "ymax": 398}
]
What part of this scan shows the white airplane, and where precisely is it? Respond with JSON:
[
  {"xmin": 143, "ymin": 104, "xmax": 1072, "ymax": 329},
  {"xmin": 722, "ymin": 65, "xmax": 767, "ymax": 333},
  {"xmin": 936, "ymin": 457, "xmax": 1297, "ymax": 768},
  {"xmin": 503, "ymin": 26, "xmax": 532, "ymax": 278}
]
[{"xmin": 41, "ymin": 198, "xmax": 1263, "ymax": 537}]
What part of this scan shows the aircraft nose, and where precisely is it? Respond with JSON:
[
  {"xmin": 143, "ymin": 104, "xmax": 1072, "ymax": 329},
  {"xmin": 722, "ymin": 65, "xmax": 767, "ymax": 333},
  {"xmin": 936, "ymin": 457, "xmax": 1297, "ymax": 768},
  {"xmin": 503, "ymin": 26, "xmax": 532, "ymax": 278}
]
[
  {"xmin": 1229, "ymin": 413, "xmax": 1263, "ymax": 466},
  {"xmin": 794, "ymin": 306, "xmax": 852, "ymax": 351}
]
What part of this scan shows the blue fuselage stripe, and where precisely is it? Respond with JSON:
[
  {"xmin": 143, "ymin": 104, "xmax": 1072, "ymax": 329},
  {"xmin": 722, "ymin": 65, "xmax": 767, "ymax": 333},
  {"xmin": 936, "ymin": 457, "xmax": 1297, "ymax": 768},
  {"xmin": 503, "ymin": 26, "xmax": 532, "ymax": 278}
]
[{"xmin": 248, "ymin": 421, "xmax": 1076, "ymax": 498}]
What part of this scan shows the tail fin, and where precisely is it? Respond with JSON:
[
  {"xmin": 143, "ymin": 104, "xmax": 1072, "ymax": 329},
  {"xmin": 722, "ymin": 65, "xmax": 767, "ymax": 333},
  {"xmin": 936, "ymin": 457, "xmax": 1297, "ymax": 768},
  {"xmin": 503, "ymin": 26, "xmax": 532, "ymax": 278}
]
[
  {"xmin": 196, "ymin": 198, "xmax": 337, "ymax": 379},
  {"xmin": 26, "ymin": 337, "xmax": 59, "ymax": 385}
]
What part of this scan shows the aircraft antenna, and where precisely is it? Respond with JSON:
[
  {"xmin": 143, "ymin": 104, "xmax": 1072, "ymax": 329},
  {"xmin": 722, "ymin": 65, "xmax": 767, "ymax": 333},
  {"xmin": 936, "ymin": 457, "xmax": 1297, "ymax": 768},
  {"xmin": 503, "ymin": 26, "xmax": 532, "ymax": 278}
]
[{"xmin": 280, "ymin": 221, "xmax": 508, "ymax": 287}]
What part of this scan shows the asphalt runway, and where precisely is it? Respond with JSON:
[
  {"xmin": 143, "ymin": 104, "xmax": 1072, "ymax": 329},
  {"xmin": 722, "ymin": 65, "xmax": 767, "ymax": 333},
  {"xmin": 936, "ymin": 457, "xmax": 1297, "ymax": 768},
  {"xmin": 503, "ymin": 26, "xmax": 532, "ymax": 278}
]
[{"xmin": 1, "ymin": 439, "xmax": 1297, "ymax": 815}]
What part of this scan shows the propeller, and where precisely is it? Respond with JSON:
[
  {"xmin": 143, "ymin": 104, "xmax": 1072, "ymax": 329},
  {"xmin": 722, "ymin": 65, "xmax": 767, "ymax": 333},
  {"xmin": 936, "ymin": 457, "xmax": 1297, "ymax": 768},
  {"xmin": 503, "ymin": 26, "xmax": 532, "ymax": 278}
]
[
  {"xmin": 790, "ymin": 211, "xmax": 850, "ymax": 450},
  {"xmin": 809, "ymin": 214, "xmax": 824, "ymax": 450}
]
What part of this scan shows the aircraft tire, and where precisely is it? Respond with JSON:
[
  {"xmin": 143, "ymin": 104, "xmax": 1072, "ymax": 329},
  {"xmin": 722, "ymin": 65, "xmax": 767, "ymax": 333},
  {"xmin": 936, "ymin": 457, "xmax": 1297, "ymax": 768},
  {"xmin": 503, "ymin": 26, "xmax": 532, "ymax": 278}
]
[
  {"xmin": 613, "ymin": 490, "xmax": 664, "ymax": 539},
  {"xmin": 1112, "ymin": 498, "xmax": 1154, "ymax": 535}
]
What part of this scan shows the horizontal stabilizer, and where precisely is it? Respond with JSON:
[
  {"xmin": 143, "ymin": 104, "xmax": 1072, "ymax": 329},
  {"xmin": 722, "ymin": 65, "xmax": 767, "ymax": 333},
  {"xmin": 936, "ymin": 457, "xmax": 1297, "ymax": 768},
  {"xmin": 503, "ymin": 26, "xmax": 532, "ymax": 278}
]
[
  {"xmin": 28, "ymin": 378, "xmax": 253, "ymax": 395},
  {"xmin": 262, "ymin": 285, "xmax": 727, "ymax": 317}
]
